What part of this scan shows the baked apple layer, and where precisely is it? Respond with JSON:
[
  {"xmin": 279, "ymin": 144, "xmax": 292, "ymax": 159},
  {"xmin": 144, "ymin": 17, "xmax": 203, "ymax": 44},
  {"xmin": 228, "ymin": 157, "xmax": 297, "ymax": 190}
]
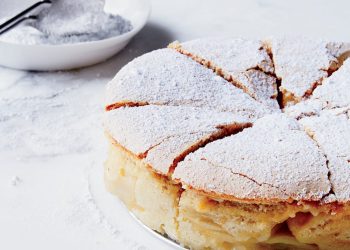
[{"xmin": 104, "ymin": 141, "xmax": 350, "ymax": 250}]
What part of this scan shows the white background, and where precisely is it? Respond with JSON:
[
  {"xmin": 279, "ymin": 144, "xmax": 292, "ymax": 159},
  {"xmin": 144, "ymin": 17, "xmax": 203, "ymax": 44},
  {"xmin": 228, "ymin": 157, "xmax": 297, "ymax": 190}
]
[{"xmin": 1, "ymin": 0, "xmax": 350, "ymax": 249}]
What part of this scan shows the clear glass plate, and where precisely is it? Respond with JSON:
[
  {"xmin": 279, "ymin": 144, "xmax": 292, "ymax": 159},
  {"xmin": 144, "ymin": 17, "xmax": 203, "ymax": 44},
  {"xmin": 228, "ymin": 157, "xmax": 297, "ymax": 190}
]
[{"xmin": 129, "ymin": 212, "xmax": 187, "ymax": 250}]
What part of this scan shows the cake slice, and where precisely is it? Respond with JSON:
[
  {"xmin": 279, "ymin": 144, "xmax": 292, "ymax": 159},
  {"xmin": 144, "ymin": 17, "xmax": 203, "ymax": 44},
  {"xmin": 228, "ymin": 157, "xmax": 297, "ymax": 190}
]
[
  {"xmin": 169, "ymin": 38, "xmax": 278, "ymax": 109},
  {"xmin": 299, "ymin": 112, "xmax": 350, "ymax": 202},
  {"xmin": 312, "ymin": 58, "xmax": 350, "ymax": 110},
  {"xmin": 104, "ymin": 105, "xmax": 250, "ymax": 239},
  {"xmin": 105, "ymin": 105, "xmax": 250, "ymax": 174},
  {"xmin": 172, "ymin": 113, "xmax": 331, "ymax": 248},
  {"xmin": 173, "ymin": 113, "xmax": 331, "ymax": 202},
  {"xmin": 265, "ymin": 37, "xmax": 349, "ymax": 106},
  {"xmin": 289, "ymin": 112, "xmax": 350, "ymax": 249},
  {"xmin": 105, "ymin": 48, "xmax": 277, "ymax": 122},
  {"xmin": 285, "ymin": 58, "xmax": 350, "ymax": 119}
]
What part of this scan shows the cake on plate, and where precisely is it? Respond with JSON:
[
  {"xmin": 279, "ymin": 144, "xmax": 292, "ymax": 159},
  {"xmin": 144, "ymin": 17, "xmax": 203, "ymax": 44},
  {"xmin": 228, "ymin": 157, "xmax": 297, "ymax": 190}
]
[{"xmin": 104, "ymin": 37, "xmax": 350, "ymax": 250}]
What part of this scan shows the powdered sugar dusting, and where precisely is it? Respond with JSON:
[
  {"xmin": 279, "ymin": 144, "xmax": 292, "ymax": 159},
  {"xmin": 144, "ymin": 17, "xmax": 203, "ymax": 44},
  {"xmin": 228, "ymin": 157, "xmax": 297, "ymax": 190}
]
[
  {"xmin": 235, "ymin": 69, "xmax": 278, "ymax": 109},
  {"xmin": 105, "ymin": 48, "xmax": 275, "ymax": 122},
  {"xmin": 145, "ymin": 132, "xmax": 213, "ymax": 174},
  {"xmin": 266, "ymin": 37, "xmax": 341, "ymax": 99},
  {"xmin": 177, "ymin": 37, "xmax": 274, "ymax": 74},
  {"xmin": 313, "ymin": 58, "xmax": 350, "ymax": 108},
  {"xmin": 284, "ymin": 99, "xmax": 323, "ymax": 119},
  {"xmin": 105, "ymin": 105, "xmax": 250, "ymax": 174},
  {"xmin": 105, "ymin": 37, "xmax": 350, "ymax": 203},
  {"xmin": 285, "ymin": 58, "xmax": 350, "ymax": 118},
  {"xmin": 0, "ymin": 0, "xmax": 132, "ymax": 45},
  {"xmin": 174, "ymin": 114, "xmax": 331, "ymax": 201},
  {"xmin": 299, "ymin": 113, "xmax": 350, "ymax": 202},
  {"xmin": 170, "ymin": 38, "xmax": 278, "ymax": 109},
  {"xmin": 175, "ymin": 159, "xmax": 289, "ymax": 201}
]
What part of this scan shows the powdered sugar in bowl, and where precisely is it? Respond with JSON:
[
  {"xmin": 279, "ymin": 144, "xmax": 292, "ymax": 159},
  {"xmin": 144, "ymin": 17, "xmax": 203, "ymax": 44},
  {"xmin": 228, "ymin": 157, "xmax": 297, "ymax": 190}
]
[{"xmin": 0, "ymin": 0, "xmax": 151, "ymax": 71}]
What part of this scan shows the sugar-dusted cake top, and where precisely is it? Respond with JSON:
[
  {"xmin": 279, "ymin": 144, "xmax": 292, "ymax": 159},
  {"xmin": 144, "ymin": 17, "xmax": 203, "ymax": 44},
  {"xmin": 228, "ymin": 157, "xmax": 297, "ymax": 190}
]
[
  {"xmin": 105, "ymin": 37, "xmax": 350, "ymax": 203},
  {"xmin": 172, "ymin": 37, "xmax": 274, "ymax": 74},
  {"xmin": 300, "ymin": 112, "xmax": 350, "ymax": 203},
  {"xmin": 265, "ymin": 37, "xmax": 349, "ymax": 105},
  {"xmin": 173, "ymin": 114, "xmax": 331, "ymax": 202},
  {"xmin": 105, "ymin": 105, "xmax": 250, "ymax": 174},
  {"xmin": 285, "ymin": 58, "xmax": 350, "ymax": 119},
  {"xmin": 105, "ymin": 48, "xmax": 276, "ymax": 122},
  {"xmin": 169, "ymin": 38, "xmax": 278, "ymax": 109}
]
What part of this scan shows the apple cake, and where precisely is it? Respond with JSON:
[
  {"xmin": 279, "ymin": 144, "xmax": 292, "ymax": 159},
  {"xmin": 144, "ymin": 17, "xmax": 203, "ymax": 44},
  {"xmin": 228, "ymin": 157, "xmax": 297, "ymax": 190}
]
[{"xmin": 104, "ymin": 37, "xmax": 350, "ymax": 250}]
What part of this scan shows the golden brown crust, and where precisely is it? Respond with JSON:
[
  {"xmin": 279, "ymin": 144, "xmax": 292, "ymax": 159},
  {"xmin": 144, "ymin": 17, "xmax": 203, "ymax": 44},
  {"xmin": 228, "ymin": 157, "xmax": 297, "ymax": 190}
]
[{"xmin": 105, "ymin": 101, "xmax": 149, "ymax": 111}]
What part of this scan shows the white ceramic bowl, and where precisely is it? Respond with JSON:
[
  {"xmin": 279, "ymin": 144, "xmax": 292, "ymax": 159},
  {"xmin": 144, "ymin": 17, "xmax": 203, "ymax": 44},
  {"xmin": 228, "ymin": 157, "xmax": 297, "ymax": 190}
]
[{"xmin": 0, "ymin": 0, "xmax": 151, "ymax": 71}]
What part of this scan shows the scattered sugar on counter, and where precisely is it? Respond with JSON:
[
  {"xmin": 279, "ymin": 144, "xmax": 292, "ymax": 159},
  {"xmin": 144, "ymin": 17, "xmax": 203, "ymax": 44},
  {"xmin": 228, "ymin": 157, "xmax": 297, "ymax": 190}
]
[{"xmin": 11, "ymin": 176, "xmax": 22, "ymax": 186}]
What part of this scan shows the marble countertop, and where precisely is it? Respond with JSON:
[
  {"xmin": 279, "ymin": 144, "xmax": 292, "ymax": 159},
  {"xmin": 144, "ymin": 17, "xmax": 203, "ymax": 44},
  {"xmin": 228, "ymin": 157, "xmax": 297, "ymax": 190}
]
[{"xmin": 1, "ymin": 0, "xmax": 350, "ymax": 249}]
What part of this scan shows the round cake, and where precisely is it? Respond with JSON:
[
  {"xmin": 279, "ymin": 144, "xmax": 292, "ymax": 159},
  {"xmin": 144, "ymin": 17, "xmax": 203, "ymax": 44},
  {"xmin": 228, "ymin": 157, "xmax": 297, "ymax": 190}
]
[{"xmin": 104, "ymin": 37, "xmax": 350, "ymax": 250}]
